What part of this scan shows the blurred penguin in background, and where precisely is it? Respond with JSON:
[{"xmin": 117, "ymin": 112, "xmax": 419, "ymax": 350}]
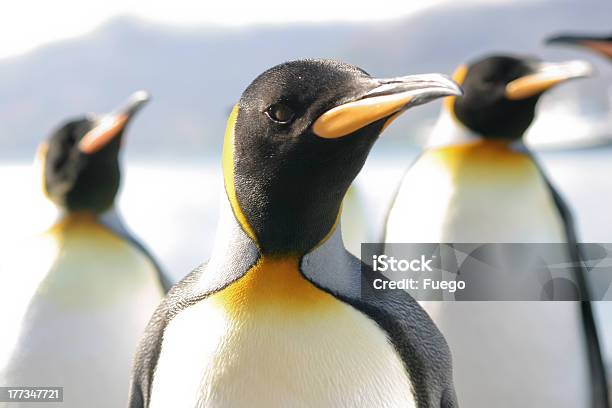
[
  {"xmin": 547, "ymin": 32, "xmax": 612, "ymax": 130},
  {"xmin": 0, "ymin": 92, "xmax": 168, "ymax": 408},
  {"xmin": 385, "ymin": 54, "xmax": 608, "ymax": 407},
  {"xmin": 547, "ymin": 33, "xmax": 612, "ymax": 61},
  {"xmin": 341, "ymin": 184, "xmax": 372, "ymax": 256}
]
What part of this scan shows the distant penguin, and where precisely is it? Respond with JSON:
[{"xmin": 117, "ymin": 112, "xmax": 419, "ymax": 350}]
[
  {"xmin": 547, "ymin": 33, "xmax": 612, "ymax": 60},
  {"xmin": 385, "ymin": 55, "xmax": 608, "ymax": 407},
  {"xmin": 0, "ymin": 92, "xmax": 168, "ymax": 408},
  {"xmin": 128, "ymin": 59, "xmax": 463, "ymax": 408}
]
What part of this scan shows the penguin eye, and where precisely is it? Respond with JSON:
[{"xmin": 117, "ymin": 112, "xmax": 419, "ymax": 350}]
[
  {"xmin": 265, "ymin": 104, "xmax": 295, "ymax": 124},
  {"xmin": 482, "ymin": 75, "xmax": 497, "ymax": 85}
]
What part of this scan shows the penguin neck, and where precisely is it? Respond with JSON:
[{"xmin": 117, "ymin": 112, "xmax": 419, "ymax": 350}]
[
  {"xmin": 223, "ymin": 136, "xmax": 343, "ymax": 256},
  {"xmin": 229, "ymin": 146, "xmax": 345, "ymax": 255},
  {"xmin": 426, "ymin": 107, "xmax": 481, "ymax": 149},
  {"xmin": 52, "ymin": 206, "xmax": 128, "ymax": 236},
  {"xmin": 427, "ymin": 107, "xmax": 526, "ymax": 151},
  {"xmin": 53, "ymin": 211, "xmax": 98, "ymax": 228},
  {"xmin": 200, "ymin": 191, "xmax": 354, "ymax": 296},
  {"xmin": 214, "ymin": 187, "xmax": 344, "ymax": 258}
]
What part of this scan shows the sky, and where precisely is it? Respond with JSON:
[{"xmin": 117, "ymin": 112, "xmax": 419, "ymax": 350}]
[{"xmin": 0, "ymin": 0, "xmax": 538, "ymax": 59}]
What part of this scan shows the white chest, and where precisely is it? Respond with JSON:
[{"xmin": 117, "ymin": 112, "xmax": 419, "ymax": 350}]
[
  {"xmin": 385, "ymin": 143, "xmax": 589, "ymax": 407},
  {"xmin": 386, "ymin": 145, "xmax": 565, "ymax": 243},
  {"xmin": 150, "ymin": 289, "xmax": 416, "ymax": 408},
  {"xmin": 0, "ymin": 223, "xmax": 163, "ymax": 408}
]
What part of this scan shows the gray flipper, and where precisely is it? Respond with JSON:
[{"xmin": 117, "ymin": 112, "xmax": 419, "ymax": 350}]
[
  {"xmin": 312, "ymin": 260, "xmax": 458, "ymax": 408},
  {"xmin": 531, "ymin": 154, "xmax": 609, "ymax": 408},
  {"xmin": 127, "ymin": 263, "xmax": 208, "ymax": 408},
  {"xmin": 121, "ymin": 233, "xmax": 174, "ymax": 293},
  {"xmin": 100, "ymin": 209, "xmax": 173, "ymax": 293},
  {"xmin": 301, "ymin": 234, "xmax": 458, "ymax": 408}
]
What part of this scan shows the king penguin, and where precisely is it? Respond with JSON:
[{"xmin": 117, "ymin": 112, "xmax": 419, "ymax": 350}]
[
  {"xmin": 0, "ymin": 92, "xmax": 168, "ymax": 408},
  {"xmin": 385, "ymin": 55, "xmax": 608, "ymax": 408},
  {"xmin": 547, "ymin": 33, "xmax": 612, "ymax": 60},
  {"xmin": 128, "ymin": 59, "xmax": 462, "ymax": 408}
]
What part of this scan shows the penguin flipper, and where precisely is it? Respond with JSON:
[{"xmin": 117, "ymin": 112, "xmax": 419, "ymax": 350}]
[
  {"xmin": 99, "ymin": 209, "xmax": 174, "ymax": 293},
  {"xmin": 540, "ymin": 172, "xmax": 610, "ymax": 408},
  {"xmin": 329, "ymin": 259, "xmax": 458, "ymax": 408},
  {"xmin": 528, "ymin": 149, "xmax": 609, "ymax": 407},
  {"xmin": 128, "ymin": 263, "xmax": 208, "ymax": 408},
  {"xmin": 122, "ymin": 234, "xmax": 174, "ymax": 293}
]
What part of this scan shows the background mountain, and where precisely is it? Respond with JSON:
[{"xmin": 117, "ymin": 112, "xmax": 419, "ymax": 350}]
[{"xmin": 0, "ymin": 0, "xmax": 611, "ymax": 159}]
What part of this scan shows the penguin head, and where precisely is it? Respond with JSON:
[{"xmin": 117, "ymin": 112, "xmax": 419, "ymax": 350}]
[
  {"xmin": 43, "ymin": 91, "xmax": 150, "ymax": 213},
  {"xmin": 547, "ymin": 33, "xmax": 612, "ymax": 60},
  {"xmin": 225, "ymin": 59, "xmax": 461, "ymax": 255},
  {"xmin": 446, "ymin": 55, "xmax": 592, "ymax": 140}
]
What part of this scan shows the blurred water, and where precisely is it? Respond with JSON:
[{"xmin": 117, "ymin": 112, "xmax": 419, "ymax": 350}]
[{"xmin": 1, "ymin": 146, "xmax": 612, "ymax": 368}]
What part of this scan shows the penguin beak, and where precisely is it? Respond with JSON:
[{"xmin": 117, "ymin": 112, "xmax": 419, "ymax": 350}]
[
  {"xmin": 547, "ymin": 34, "xmax": 612, "ymax": 58},
  {"xmin": 312, "ymin": 74, "xmax": 462, "ymax": 139},
  {"xmin": 505, "ymin": 60, "xmax": 593, "ymax": 100},
  {"xmin": 78, "ymin": 90, "xmax": 150, "ymax": 154}
]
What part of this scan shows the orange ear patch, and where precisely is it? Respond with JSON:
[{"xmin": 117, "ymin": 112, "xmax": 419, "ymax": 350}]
[{"xmin": 78, "ymin": 114, "xmax": 128, "ymax": 154}]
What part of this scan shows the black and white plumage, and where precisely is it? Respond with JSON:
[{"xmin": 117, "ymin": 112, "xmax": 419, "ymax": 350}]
[{"xmin": 128, "ymin": 59, "xmax": 462, "ymax": 408}]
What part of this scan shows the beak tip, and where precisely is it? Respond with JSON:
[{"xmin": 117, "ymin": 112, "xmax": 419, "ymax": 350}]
[
  {"xmin": 123, "ymin": 90, "xmax": 152, "ymax": 117},
  {"xmin": 437, "ymin": 74, "xmax": 463, "ymax": 97},
  {"xmin": 452, "ymin": 84, "xmax": 464, "ymax": 97},
  {"xmin": 130, "ymin": 90, "xmax": 151, "ymax": 105}
]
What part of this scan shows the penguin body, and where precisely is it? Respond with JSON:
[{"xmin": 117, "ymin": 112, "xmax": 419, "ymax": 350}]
[
  {"xmin": 0, "ymin": 214, "xmax": 163, "ymax": 408},
  {"xmin": 144, "ymin": 207, "xmax": 416, "ymax": 408},
  {"xmin": 129, "ymin": 59, "xmax": 462, "ymax": 408},
  {"xmin": 0, "ymin": 93, "xmax": 166, "ymax": 408},
  {"xmin": 386, "ymin": 140, "xmax": 591, "ymax": 407},
  {"xmin": 385, "ymin": 55, "xmax": 607, "ymax": 407},
  {"xmin": 388, "ymin": 138, "xmax": 565, "ymax": 243}
]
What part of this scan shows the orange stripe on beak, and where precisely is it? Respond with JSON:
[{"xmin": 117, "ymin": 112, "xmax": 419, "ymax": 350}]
[
  {"xmin": 78, "ymin": 114, "xmax": 129, "ymax": 154},
  {"xmin": 505, "ymin": 60, "xmax": 593, "ymax": 100},
  {"xmin": 312, "ymin": 73, "xmax": 462, "ymax": 139}
]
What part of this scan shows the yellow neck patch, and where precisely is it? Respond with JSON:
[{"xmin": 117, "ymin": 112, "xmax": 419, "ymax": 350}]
[
  {"xmin": 49, "ymin": 212, "xmax": 101, "ymax": 234},
  {"xmin": 222, "ymin": 104, "xmax": 258, "ymax": 244},
  {"xmin": 211, "ymin": 256, "xmax": 335, "ymax": 316},
  {"xmin": 39, "ymin": 211, "xmax": 160, "ymax": 308},
  {"xmin": 427, "ymin": 139, "xmax": 538, "ymax": 181}
]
